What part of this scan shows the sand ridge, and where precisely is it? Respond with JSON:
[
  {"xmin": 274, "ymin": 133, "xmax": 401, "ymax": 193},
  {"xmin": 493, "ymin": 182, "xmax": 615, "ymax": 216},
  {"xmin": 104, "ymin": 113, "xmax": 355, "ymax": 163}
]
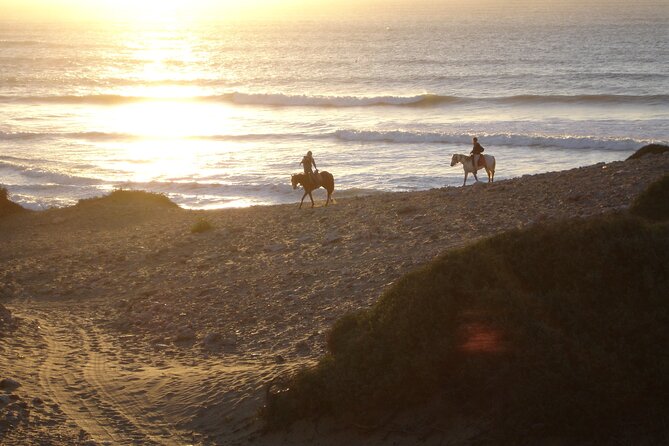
[{"xmin": 1, "ymin": 154, "xmax": 668, "ymax": 445}]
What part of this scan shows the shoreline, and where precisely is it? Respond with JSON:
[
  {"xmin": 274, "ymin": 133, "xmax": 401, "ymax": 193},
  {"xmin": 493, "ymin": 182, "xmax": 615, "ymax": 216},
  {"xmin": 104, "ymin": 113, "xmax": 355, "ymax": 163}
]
[
  {"xmin": 1, "ymin": 154, "xmax": 668, "ymax": 445},
  {"xmin": 2, "ymin": 147, "xmax": 656, "ymax": 213}
]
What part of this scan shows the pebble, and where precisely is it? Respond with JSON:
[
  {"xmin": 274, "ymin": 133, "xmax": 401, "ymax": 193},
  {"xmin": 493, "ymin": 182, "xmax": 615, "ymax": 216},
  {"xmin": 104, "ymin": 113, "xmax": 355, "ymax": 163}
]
[
  {"xmin": 295, "ymin": 340, "xmax": 311, "ymax": 354},
  {"xmin": 322, "ymin": 232, "xmax": 342, "ymax": 245},
  {"xmin": 174, "ymin": 327, "xmax": 196, "ymax": 342},
  {"xmin": 202, "ymin": 332, "xmax": 221, "ymax": 346},
  {"xmin": 0, "ymin": 378, "xmax": 21, "ymax": 391}
]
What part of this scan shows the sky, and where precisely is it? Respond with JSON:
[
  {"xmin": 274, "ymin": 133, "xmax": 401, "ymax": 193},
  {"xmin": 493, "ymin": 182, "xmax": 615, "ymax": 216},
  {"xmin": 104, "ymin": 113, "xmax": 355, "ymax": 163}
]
[
  {"xmin": 0, "ymin": 0, "xmax": 664, "ymax": 22},
  {"xmin": 2, "ymin": 0, "xmax": 355, "ymax": 21}
]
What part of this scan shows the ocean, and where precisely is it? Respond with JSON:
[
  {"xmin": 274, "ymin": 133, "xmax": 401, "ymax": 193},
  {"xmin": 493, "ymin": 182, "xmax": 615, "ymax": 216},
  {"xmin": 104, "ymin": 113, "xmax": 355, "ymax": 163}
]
[{"xmin": 1, "ymin": 3, "xmax": 668, "ymax": 209}]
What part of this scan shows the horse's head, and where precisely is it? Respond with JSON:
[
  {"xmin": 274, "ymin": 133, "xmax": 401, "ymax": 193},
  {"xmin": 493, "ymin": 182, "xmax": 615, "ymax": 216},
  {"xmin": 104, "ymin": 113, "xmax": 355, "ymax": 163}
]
[
  {"xmin": 450, "ymin": 154, "xmax": 459, "ymax": 167},
  {"xmin": 291, "ymin": 174, "xmax": 299, "ymax": 190}
]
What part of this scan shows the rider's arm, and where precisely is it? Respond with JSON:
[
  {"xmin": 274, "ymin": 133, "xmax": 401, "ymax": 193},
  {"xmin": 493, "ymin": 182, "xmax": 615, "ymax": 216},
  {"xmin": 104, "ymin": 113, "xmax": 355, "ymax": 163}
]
[{"xmin": 312, "ymin": 159, "xmax": 317, "ymax": 169}]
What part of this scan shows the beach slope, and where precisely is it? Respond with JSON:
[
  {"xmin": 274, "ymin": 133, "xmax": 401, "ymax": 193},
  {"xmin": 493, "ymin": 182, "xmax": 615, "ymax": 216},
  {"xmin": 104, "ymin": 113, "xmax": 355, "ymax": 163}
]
[{"xmin": 1, "ymin": 153, "xmax": 668, "ymax": 445}]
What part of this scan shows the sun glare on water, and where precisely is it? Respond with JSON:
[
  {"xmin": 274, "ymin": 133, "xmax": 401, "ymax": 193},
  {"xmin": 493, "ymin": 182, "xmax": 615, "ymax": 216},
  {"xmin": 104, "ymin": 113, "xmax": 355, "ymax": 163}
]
[{"xmin": 91, "ymin": 22, "xmax": 235, "ymax": 181}]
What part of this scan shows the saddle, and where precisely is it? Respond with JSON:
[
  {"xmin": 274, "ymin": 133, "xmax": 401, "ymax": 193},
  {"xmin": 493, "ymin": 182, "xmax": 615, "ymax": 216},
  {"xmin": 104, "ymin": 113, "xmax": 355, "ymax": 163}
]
[
  {"xmin": 310, "ymin": 172, "xmax": 322, "ymax": 187},
  {"xmin": 474, "ymin": 156, "xmax": 486, "ymax": 168}
]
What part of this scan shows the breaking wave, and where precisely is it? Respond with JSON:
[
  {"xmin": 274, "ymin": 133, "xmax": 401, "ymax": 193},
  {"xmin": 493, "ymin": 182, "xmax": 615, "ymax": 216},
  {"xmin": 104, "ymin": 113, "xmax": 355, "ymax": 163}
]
[
  {"xmin": 333, "ymin": 130, "xmax": 656, "ymax": 151},
  {"xmin": 2, "ymin": 129, "xmax": 658, "ymax": 151},
  {"xmin": 2, "ymin": 92, "xmax": 665, "ymax": 108}
]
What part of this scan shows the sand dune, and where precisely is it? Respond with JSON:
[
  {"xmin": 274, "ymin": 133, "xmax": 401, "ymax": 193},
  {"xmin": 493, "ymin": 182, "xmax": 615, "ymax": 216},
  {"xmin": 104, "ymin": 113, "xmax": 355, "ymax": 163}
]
[{"xmin": 1, "ymin": 153, "xmax": 668, "ymax": 445}]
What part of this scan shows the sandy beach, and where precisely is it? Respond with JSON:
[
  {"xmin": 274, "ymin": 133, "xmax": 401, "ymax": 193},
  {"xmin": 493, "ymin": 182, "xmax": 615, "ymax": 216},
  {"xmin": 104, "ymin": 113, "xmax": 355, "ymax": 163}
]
[{"xmin": 1, "ymin": 153, "xmax": 668, "ymax": 445}]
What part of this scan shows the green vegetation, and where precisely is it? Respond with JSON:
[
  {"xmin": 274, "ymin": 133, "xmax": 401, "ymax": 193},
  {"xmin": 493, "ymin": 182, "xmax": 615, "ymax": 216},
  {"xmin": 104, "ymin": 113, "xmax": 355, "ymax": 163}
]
[
  {"xmin": 191, "ymin": 218, "xmax": 213, "ymax": 233},
  {"xmin": 76, "ymin": 189, "xmax": 179, "ymax": 208},
  {"xmin": 265, "ymin": 209, "xmax": 669, "ymax": 440},
  {"xmin": 630, "ymin": 174, "xmax": 669, "ymax": 221},
  {"xmin": 0, "ymin": 187, "xmax": 27, "ymax": 217},
  {"xmin": 626, "ymin": 143, "xmax": 669, "ymax": 160}
]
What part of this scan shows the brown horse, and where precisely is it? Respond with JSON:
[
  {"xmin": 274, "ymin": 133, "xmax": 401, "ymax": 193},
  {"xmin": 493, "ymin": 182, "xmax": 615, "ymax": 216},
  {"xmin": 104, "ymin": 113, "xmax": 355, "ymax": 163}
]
[{"xmin": 291, "ymin": 171, "xmax": 335, "ymax": 208}]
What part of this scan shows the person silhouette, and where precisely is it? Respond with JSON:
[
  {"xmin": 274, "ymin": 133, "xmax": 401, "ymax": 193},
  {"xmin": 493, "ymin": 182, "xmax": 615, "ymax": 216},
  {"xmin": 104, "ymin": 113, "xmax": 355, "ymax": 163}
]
[
  {"xmin": 300, "ymin": 150, "xmax": 318, "ymax": 184},
  {"xmin": 470, "ymin": 137, "xmax": 486, "ymax": 171}
]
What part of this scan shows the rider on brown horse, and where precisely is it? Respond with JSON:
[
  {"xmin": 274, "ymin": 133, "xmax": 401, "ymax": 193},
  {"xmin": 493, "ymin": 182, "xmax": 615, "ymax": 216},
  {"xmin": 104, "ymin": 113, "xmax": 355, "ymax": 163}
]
[{"xmin": 300, "ymin": 151, "xmax": 319, "ymax": 186}]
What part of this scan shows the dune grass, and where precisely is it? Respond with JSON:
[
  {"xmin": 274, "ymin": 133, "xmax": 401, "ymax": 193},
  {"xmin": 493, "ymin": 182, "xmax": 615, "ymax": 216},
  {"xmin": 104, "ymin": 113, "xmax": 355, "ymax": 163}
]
[
  {"xmin": 191, "ymin": 218, "xmax": 213, "ymax": 233},
  {"xmin": 630, "ymin": 174, "xmax": 669, "ymax": 221},
  {"xmin": 264, "ymin": 209, "xmax": 669, "ymax": 440},
  {"xmin": 76, "ymin": 189, "xmax": 179, "ymax": 208},
  {"xmin": 0, "ymin": 187, "xmax": 27, "ymax": 217},
  {"xmin": 626, "ymin": 143, "xmax": 669, "ymax": 160}
]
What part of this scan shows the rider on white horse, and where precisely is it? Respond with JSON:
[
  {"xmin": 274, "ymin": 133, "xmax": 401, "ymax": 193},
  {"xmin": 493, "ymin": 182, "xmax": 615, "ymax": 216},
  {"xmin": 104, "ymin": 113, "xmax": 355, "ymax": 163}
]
[{"xmin": 471, "ymin": 137, "xmax": 486, "ymax": 170}]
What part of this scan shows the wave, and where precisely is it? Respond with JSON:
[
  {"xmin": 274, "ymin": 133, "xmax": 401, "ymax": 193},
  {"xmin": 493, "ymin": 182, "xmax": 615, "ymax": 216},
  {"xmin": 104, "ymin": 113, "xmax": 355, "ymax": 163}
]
[
  {"xmin": 215, "ymin": 92, "xmax": 459, "ymax": 107},
  {"xmin": 1, "ymin": 92, "xmax": 667, "ymax": 108},
  {"xmin": 0, "ymin": 94, "xmax": 150, "ymax": 105},
  {"xmin": 333, "ymin": 130, "xmax": 657, "ymax": 151},
  {"xmin": 0, "ymin": 160, "xmax": 103, "ymax": 186},
  {"xmin": 0, "ymin": 92, "xmax": 453, "ymax": 107},
  {"xmin": 0, "ymin": 40, "xmax": 79, "ymax": 50},
  {"xmin": 0, "ymin": 40, "xmax": 42, "ymax": 47},
  {"xmin": 0, "ymin": 130, "xmax": 309, "ymax": 142},
  {"xmin": 1, "ymin": 128, "xmax": 660, "ymax": 151},
  {"xmin": 494, "ymin": 94, "xmax": 669, "ymax": 106},
  {"xmin": 0, "ymin": 131, "xmax": 140, "ymax": 141}
]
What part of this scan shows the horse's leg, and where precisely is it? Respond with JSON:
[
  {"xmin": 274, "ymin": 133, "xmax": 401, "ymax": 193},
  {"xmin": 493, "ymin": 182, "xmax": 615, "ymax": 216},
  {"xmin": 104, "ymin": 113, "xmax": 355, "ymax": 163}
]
[
  {"xmin": 325, "ymin": 190, "xmax": 331, "ymax": 206},
  {"xmin": 299, "ymin": 192, "xmax": 308, "ymax": 209},
  {"xmin": 309, "ymin": 191, "xmax": 315, "ymax": 207},
  {"xmin": 463, "ymin": 171, "xmax": 468, "ymax": 186},
  {"xmin": 472, "ymin": 168, "xmax": 479, "ymax": 182},
  {"xmin": 486, "ymin": 168, "xmax": 491, "ymax": 183},
  {"xmin": 328, "ymin": 186, "xmax": 335, "ymax": 204}
]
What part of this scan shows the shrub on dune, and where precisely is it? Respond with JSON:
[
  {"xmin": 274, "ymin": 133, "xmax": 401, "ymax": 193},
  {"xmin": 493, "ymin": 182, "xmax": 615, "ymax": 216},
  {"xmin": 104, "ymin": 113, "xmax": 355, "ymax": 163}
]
[
  {"xmin": 626, "ymin": 143, "xmax": 669, "ymax": 160},
  {"xmin": 630, "ymin": 174, "xmax": 669, "ymax": 221},
  {"xmin": 0, "ymin": 187, "xmax": 27, "ymax": 217},
  {"xmin": 191, "ymin": 218, "xmax": 213, "ymax": 233},
  {"xmin": 264, "ymin": 213, "xmax": 669, "ymax": 441},
  {"xmin": 76, "ymin": 189, "xmax": 179, "ymax": 208}
]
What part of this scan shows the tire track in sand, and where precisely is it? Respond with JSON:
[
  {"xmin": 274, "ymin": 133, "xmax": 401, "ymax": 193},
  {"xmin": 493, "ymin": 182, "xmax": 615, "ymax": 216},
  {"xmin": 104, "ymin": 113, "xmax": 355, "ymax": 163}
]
[{"xmin": 26, "ymin": 308, "xmax": 189, "ymax": 445}]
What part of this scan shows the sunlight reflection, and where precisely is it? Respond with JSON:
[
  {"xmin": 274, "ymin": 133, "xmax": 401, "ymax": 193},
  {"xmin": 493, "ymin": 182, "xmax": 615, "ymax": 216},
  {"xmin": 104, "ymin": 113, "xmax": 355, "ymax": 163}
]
[
  {"xmin": 104, "ymin": 140, "xmax": 199, "ymax": 182},
  {"xmin": 191, "ymin": 197, "xmax": 258, "ymax": 209},
  {"xmin": 108, "ymin": 101, "xmax": 238, "ymax": 138}
]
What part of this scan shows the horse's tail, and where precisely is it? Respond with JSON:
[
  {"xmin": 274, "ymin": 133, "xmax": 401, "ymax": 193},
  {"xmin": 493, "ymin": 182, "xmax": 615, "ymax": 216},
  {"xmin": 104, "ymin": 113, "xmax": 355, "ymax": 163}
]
[
  {"xmin": 321, "ymin": 171, "xmax": 335, "ymax": 204},
  {"xmin": 486, "ymin": 155, "xmax": 496, "ymax": 182},
  {"xmin": 321, "ymin": 171, "xmax": 335, "ymax": 193}
]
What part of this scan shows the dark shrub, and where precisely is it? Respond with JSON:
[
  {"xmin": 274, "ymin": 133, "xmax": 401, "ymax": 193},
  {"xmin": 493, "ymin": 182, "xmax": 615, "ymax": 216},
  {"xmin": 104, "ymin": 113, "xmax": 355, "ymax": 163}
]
[
  {"xmin": 0, "ymin": 187, "xmax": 27, "ymax": 217},
  {"xmin": 626, "ymin": 143, "xmax": 669, "ymax": 160},
  {"xmin": 191, "ymin": 218, "xmax": 213, "ymax": 233},
  {"xmin": 76, "ymin": 189, "xmax": 179, "ymax": 208},
  {"xmin": 630, "ymin": 175, "xmax": 669, "ymax": 221},
  {"xmin": 265, "ymin": 214, "xmax": 669, "ymax": 441}
]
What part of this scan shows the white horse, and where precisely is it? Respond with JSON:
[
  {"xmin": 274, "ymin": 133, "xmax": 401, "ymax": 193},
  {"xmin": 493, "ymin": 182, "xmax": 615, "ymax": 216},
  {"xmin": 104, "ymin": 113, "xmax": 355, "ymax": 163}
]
[{"xmin": 450, "ymin": 154, "xmax": 496, "ymax": 186}]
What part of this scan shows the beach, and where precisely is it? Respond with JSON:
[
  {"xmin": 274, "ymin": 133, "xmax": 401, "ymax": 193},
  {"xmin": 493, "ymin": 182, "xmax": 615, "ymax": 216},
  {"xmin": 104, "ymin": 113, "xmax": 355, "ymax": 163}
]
[{"xmin": 1, "ymin": 153, "xmax": 667, "ymax": 445}]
